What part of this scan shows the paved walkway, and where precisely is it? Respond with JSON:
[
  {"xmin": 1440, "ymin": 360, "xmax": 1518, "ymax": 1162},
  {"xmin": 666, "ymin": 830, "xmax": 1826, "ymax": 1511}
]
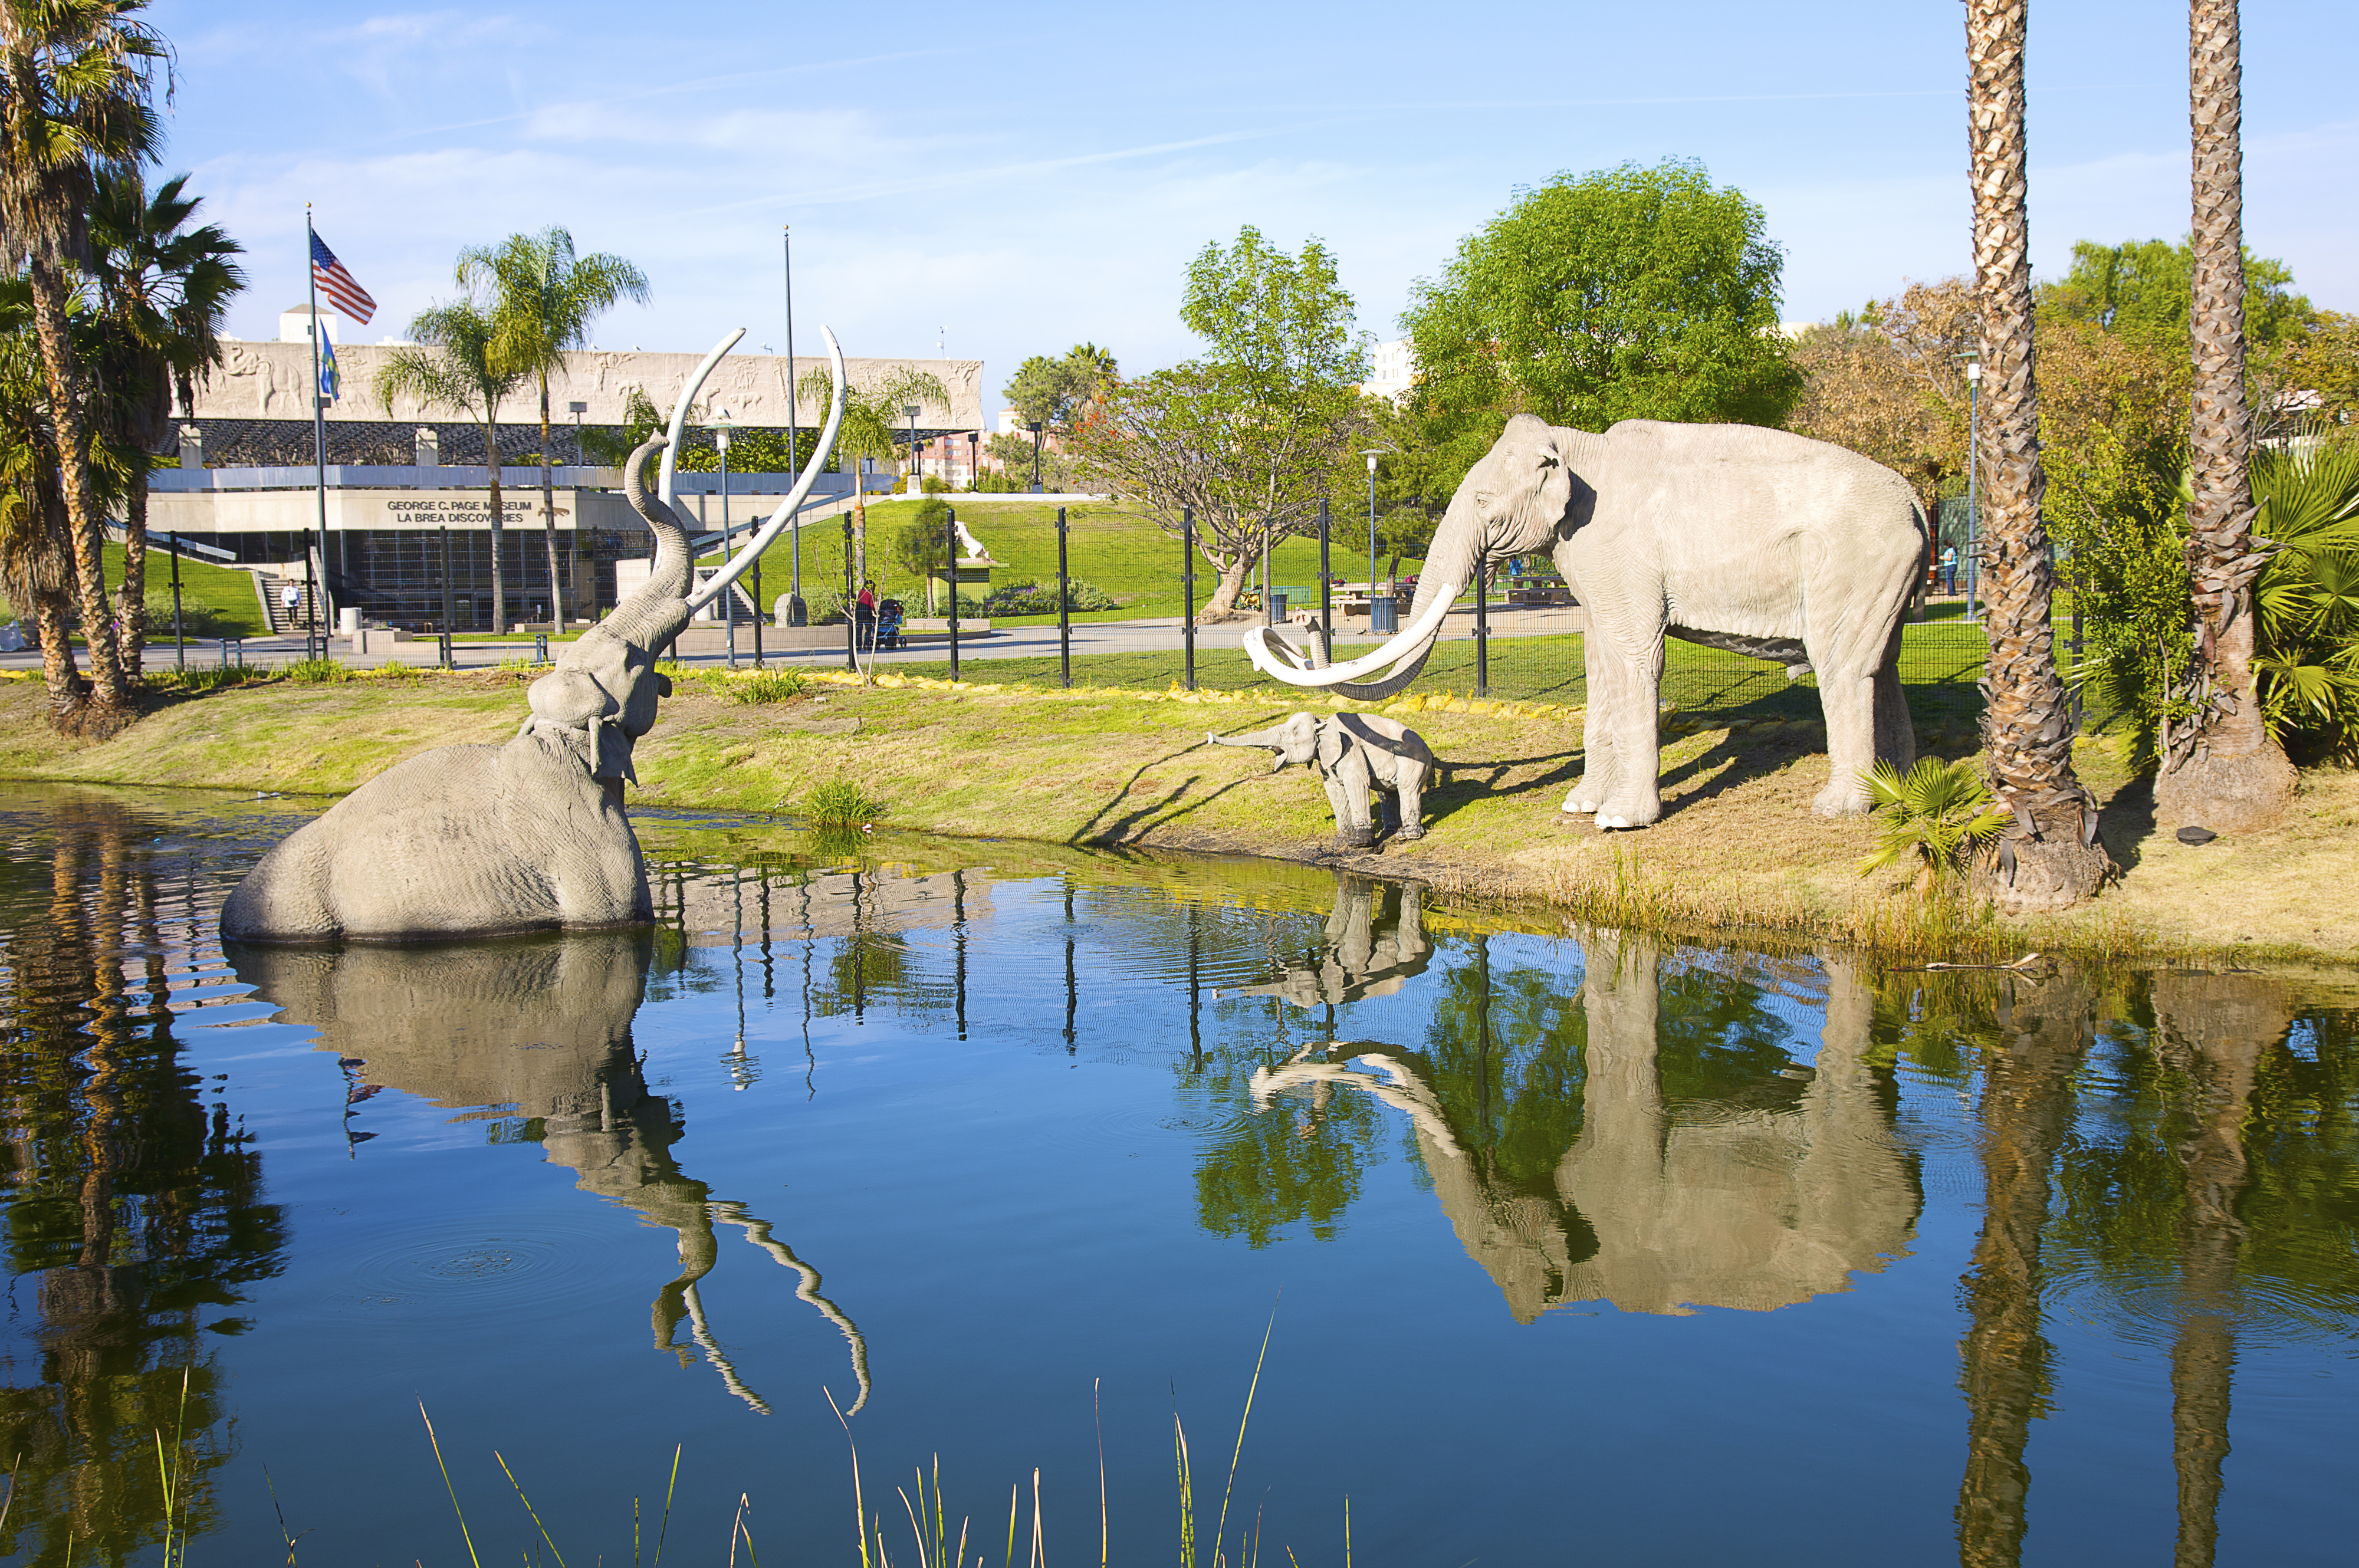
[{"xmin": 0, "ymin": 603, "xmax": 1589, "ymax": 676}]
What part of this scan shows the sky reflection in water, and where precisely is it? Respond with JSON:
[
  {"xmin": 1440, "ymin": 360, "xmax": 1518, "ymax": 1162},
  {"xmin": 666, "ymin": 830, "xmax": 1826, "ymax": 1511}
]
[{"xmin": 0, "ymin": 785, "xmax": 2351, "ymax": 1567}]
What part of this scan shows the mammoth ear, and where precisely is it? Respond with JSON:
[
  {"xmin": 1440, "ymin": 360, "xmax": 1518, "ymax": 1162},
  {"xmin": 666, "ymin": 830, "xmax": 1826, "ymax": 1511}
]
[
  {"xmin": 654, "ymin": 672, "xmax": 673, "ymax": 698},
  {"xmin": 1316, "ymin": 720, "xmax": 1346, "ymax": 770},
  {"xmin": 1533, "ymin": 430, "xmax": 1561, "ymax": 471}
]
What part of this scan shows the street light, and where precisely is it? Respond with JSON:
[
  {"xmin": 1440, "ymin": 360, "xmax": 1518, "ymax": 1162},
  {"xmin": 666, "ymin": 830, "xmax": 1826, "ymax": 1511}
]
[
  {"xmin": 567, "ymin": 400, "xmax": 591, "ymax": 615},
  {"xmin": 1026, "ymin": 420, "xmax": 1044, "ymax": 494},
  {"xmin": 711, "ymin": 405, "xmax": 738, "ymax": 667},
  {"xmin": 903, "ymin": 403, "xmax": 921, "ymax": 496},
  {"xmin": 1360, "ymin": 448, "xmax": 1391, "ymax": 629},
  {"xmin": 965, "ymin": 430, "xmax": 978, "ymax": 491}
]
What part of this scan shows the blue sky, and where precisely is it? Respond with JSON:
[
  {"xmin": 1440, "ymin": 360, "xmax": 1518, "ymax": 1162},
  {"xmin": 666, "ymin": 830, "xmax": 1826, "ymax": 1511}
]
[{"xmin": 157, "ymin": 0, "xmax": 2359, "ymax": 402}]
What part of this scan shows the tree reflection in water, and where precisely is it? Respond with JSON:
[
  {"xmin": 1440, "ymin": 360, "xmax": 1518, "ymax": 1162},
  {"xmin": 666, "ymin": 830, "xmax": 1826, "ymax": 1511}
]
[{"xmin": 0, "ymin": 797, "xmax": 287, "ymax": 1566}]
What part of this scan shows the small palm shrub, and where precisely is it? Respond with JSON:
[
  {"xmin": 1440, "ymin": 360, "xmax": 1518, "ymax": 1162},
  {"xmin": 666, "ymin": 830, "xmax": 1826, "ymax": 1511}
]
[
  {"xmin": 803, "ymin": 778, "xmax": 885, "ymax": 829},
  {"xmin": 1857, "ymin": 758, "xmax": 2010, "ymax": 886},
  {"xmin": 2251, "ymin": 441, "xmax": 2359, "ymax": 761}
]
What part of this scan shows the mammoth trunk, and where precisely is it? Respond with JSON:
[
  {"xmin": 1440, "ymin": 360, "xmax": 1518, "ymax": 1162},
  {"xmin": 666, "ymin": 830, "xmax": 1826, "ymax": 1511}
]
[{"xmin": 1296, "ymin": 511, "xmax": 1487, "ymax": 701}]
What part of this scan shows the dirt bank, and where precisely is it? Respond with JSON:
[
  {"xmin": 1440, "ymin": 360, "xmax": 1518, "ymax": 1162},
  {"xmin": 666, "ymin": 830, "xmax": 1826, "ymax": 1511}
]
[{"xmin": 4, "ymin": 668, "xmax": 2353, "ymax": 967}]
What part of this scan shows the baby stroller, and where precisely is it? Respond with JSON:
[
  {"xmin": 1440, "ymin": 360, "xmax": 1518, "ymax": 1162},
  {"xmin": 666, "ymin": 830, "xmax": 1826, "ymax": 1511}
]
[{"xmin": 873, "ymin": 599, "xmax": 906, "ymax": 652}]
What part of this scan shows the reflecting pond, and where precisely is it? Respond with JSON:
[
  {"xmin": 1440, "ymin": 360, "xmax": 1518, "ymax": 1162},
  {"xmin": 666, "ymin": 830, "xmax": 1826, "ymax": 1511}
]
[{"xmin": 0, "ymin": 784, "xmax": 2352, "ymax": 1566}]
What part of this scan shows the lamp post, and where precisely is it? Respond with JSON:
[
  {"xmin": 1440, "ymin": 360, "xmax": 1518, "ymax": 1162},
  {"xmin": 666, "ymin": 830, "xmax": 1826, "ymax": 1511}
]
[
  {"xmin": 1359, "ymin": 448, "xmax": 1389, "ymax": 631},
  {"xmin": 1027, "ymin": 420, "xmax": 1043, "ymax": 494},
  {"xmin": 903, "ymin": 403, "xmax": 921, "ymax": 495},
  {"xmin": 965, "ymin": 429, "xmax": 978, "ymax": 491},
  {"xmin": 711, "ymin": 406, "xmax": 738, "ymax": 668}
]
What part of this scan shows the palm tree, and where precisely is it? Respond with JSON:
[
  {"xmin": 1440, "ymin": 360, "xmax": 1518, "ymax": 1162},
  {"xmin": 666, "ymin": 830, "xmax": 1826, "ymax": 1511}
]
[
  {"xmin": 2155, "ymin": 0, "xmax": 2298, "ymax": 833},
  {"xmin": 1963, "ymin": 0, "xmax": 2110, "ymax": 911},
  {"xmin": 0, "ymin": 0, "xmax": 166, "ymax": 723},
  {"xmin": 86, "ymin": 169, "xmax": 244, "ymax": 675},
  {"xmin": 0, "ymin": 283, "xmax": 83, "ymax": 703},
  {"xmin": 374, "ymin": 300, "xmax": 525, "ymax": 630},
  {"xmin": 461, "ymin": 227, "xmax": 648, "ymax": 625},
  {"xmin": 794, "ymin": 364, "xmax": 949, "ymax": 591}
]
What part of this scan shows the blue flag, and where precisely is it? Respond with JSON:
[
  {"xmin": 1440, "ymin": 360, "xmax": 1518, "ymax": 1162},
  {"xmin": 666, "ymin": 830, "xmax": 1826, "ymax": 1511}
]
[{"xmin": 316, "ymin": 325, "xmax": 340, "ymax": 404}]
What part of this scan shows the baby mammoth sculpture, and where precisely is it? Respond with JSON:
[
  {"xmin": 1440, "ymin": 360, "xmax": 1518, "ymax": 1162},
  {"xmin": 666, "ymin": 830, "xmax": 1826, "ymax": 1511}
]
[
  {"xmin": 220, "ymin": 439, "xmax": 698, "ymax": 942},
  {"xmin": 1247, "ymin": 414, "xmax": 1927, "ymax": 827},
  {"xmin": 1208, "ymin": 711, "xmax": 1438, "ymax": 849}
]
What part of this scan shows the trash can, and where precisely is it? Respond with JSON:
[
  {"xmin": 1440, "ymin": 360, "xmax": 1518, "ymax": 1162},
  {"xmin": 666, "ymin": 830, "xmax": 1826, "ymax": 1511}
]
[
  {"xmin": 1269, "ymin": 590, "xmax": 1290, "ymax": 622},
  {"xmin": 1369, "ymin": 594, "xmax": 1399, "ymax": 636}
]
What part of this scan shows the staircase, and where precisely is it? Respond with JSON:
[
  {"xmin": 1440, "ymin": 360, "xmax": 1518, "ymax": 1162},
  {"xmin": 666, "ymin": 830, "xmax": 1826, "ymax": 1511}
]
[{"xmin": 257, "ymin": 575, "xmax": 327, "ymax": 635}]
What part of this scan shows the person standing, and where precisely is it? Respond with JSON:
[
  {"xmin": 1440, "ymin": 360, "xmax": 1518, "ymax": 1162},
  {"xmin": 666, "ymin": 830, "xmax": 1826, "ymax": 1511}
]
[
  {"xmin": 280, "ymin": 581, "xmax": 302, "ymax": 629},
  {"xmin": 1940, "ymin": 544, "xmax": 1959, "ymax": 596}
]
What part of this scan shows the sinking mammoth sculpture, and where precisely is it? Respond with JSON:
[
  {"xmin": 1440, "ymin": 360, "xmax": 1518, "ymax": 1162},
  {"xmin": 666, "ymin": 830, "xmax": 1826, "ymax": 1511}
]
[
  {"xmin": 1247, "ymin": 416, "xmax": 1927, "ymax": 826},
  {"xmin": 222, "ymin": 330, "xmax": 848, "ymax": 943}
]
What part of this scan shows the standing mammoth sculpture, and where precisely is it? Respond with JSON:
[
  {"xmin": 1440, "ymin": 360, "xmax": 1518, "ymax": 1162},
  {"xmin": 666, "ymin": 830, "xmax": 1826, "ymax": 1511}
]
[
  {"xmin": 1207, "ymin": 711, "xmax": 1438, "ymax": 849},
  {"xmin": 1248, "ymin": 415, "xmax": 1927, "ymax": 827}
]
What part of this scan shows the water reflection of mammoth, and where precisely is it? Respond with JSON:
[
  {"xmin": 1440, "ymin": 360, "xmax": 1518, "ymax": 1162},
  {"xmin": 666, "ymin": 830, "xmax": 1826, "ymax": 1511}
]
[
  {"xmin": 229, "ymin": 930, "xmax": 869, "ymax": 1412},
  {"xmin": 1254, "ymin": 930, "xmax": 1920, "ymax": 1321},
  {"xmin": 1231, "ymin": 875, "xmax": 1434, "ymax": 1009}
]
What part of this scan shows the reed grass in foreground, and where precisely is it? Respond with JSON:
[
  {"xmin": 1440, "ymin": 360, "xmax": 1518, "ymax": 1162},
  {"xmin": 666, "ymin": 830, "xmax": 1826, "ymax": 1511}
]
[{"xmin": 216, "ymin": 1321, "xmax": 1325, "ymax": 1568}]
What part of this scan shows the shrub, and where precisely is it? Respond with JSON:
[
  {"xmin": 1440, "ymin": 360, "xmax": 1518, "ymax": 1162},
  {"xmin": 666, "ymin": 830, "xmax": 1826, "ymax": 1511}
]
[
  {"xmin": 146, "ymin": 665, "xmax": 264, "ymax": 694},
  {"xmin": 803, "ymin": 778, "xmax": 885, "ymax": 828},
  {"xmin": 710, "ymin": 670, "xmax": 805, "ymax": 704},
  {"xmin": 981, "ymin": 578, "xmax": 1120, "ymax": 615},
  {"xmin": 283, "ymin": 658, "xmax": 354, "ymax": 685},
  {"xmin": 1856, "ymin": 758, "xmax": 2009, "ymax": 887}
]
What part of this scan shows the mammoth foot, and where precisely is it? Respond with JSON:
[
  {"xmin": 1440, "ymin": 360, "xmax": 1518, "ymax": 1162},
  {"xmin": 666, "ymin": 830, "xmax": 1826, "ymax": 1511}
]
[
  {"xmin": 1592, "ymin": 794, "xmax": 1661, "ymax": 832},
  {"xmin": 1393, "ymin": 825, "xmax": 1425, "ymax": 842},
  {"xmin": 1335, "ymin": 826, "xmax": 1376, "ymax": 851},
  {"xmin": 1812, "ymin": 779, "xmax": 1874, "ymax": 817}
]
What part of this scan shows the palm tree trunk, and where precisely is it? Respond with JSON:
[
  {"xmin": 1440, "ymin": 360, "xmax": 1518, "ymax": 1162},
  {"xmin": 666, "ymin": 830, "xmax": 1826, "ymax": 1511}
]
[
  {"xmin": 113, "ymin": 469, "xmax": 148, "ymax": 676},
  {"xmin": 31, "ymin": 587, "xmax": 81, "ymax": 706},
  {"xmin": 2155, "ymin": 0, "xmax": 2296, "ymax": 833},
  {"xmin": 1963, "ymin": 0, "xmax": 2110, "ymax": 912},
  {"xmin": 539, "ymin": 373, "xmax": 565, "ymax": 625},
  {"xmin": 1953, "ymin": 978, "xmax": 2089, "ymax": 1568},
  {"xmin": 24, "ymin": 258, "xmax": 129, "ymax": 721},
  {"xmin": 484, "ymin": 416, "xmax": 505, "ymax": 632}
]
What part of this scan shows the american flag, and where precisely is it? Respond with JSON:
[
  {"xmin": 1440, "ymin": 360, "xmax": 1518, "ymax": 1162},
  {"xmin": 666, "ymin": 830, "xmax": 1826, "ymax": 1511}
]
[{"xmin": 309, "ymin": 231, "xmax": 376, "ymax": 325}]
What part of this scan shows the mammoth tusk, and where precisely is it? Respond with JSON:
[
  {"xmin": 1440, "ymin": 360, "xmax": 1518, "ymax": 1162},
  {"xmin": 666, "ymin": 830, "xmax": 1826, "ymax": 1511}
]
[
  {"xmin": 684, "ymin": 326, "xmax": 852, "ymax": 612},
  {"xmin": 658, "ymin": 328, "xmax": 746, "ymax": 514},
  {"xmin": 1244, "ymin": 581, "xmax": 1460, "ymax": 688}
]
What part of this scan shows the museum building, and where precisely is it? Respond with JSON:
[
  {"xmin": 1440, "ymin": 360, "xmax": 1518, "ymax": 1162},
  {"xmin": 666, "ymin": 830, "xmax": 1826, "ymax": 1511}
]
[{"xmin": 156, "ymin": 312, "xmax": 983, "ymax": 629}]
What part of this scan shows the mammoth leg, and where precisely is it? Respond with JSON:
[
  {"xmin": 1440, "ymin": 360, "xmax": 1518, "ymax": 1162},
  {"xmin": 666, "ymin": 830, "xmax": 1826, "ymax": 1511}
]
[
  {"xmin": 1564, "ymin": 626, "xmax": 1620, "ymax": 815},
  {"xmin": 1806, "ymin": 550, "xmax": 1918, "ymax": 816},
  {"xmin": 1394, "ymin": 762, "xmax": 1427, "ymax": 840},
  {"xmin": 1587, "ymin": 614, "xmax": 1666, "ymax": 830},
  {"xmin": 1326, "ymin": 766, "xmax": 1375, "ymax": 850},
  {"xmin": 1872, "ymin": 614, "xmax": 1917, "ymax": 774}
]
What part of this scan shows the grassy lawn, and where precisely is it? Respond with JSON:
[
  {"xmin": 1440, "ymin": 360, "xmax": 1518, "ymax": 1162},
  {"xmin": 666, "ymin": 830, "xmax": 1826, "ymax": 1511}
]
[
  {"xmin": 703, "ymin": 498, "xmax": 1382, "ymax": 624},
  {"xmin": 885, "ymin": 620, "xmax": 1998, "ymax": 747},
  {"xmin": 106, "ymin": 541, "xmax": 271, "ymax": 637}
]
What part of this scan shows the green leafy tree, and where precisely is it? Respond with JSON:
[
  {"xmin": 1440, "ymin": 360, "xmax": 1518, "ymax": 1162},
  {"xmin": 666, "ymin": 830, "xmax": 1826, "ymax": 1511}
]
[
  {"xmin": 374, "ymin": 297, "xmax": 527, "ymax": 629},
  {"xmin": 2248, "ymin": 442, "xmax": 2359, "ymax": 760},
  {"xmin": 1400, "ymin": 159, "xmax": 1801, "ymax": 497},
  {"xmin": 1079, "ymin": 226, "xmax": 1371, "ymax": 618},
  {"xmin": 84, "ymin": 169, "xmax": 244, "ymax": 673},
  {"xmin": 891, "ymin": 497, "xmax": 952, "ymax": 612},
  {"xmin": 461, "ymin": 226, "xmax": 649, "ymax": 623},
  {"xmin": 0, "ymin": 0, "xmax": 167, "ymax": 724},
  {"xmin": 793, "ymin": 363, "xmax": 949, "ymax": 590},
  {"xmin": 1003, "ymin": 341, "xmax": 1117, "ymax": 433}
]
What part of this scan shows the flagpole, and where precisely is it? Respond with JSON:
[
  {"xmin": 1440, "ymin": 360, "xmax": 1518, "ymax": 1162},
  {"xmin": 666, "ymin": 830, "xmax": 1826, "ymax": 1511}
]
[
  {"xmin": 306, "ymin": 205, "xmax": 330, "ymax": 658},
  {"xmin": 783, "ymin": 223, "xmax": 801, "ymax": 617}
]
